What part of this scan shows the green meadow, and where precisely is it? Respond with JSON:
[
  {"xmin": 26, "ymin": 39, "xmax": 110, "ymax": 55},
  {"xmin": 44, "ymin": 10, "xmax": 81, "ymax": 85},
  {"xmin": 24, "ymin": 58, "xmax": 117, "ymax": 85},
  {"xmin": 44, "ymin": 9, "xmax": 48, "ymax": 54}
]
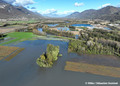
[{"xmin": 0, "ymin": 32, "xmax": 37, "ymax": 45}]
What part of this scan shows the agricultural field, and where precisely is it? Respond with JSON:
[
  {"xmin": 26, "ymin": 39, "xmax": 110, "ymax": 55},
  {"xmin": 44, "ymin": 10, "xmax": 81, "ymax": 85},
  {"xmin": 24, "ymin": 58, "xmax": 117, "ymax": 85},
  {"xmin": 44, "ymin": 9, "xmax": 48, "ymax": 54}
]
[
  {"xmin": 0, "ymin": 32, "xmax": 38, "ymax": 45},
  {"xmin": 65, "ymin": 61, "xmax": 120, "ymax": 78},
  {"xmin": 0, "ymin": 46, "xmax": 24, "ymax": 61}
]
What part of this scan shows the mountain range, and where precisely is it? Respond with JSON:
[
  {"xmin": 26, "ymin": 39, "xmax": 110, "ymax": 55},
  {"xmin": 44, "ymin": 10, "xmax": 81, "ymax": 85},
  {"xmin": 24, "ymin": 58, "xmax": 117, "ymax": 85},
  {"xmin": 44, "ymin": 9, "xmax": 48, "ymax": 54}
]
[
  {"xmin": 1, "ymin": 0, "xmax": 120, "ymax": 21},
  {"xmin": 0, "ymin": 0, "xmax": 43, "ymax": 20},
  {"xmin": 67, "ymin": 6, "xmax": 120, "ymax": 21}
]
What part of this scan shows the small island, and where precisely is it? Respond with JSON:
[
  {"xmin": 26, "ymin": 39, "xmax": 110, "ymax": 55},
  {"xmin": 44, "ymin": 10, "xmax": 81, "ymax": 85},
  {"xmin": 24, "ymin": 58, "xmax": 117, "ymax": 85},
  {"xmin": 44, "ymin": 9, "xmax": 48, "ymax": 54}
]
[{"xmin": 36, "ymin": 44, "xmax": 62, "ymax": 67}]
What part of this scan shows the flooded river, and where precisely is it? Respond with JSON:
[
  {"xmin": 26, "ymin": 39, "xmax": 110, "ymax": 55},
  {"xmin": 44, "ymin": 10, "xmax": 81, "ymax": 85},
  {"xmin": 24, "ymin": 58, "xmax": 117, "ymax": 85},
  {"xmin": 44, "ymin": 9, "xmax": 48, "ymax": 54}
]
[{"xmin": 0, "ymin": 39, "xmax": 120, "ymax": 86}]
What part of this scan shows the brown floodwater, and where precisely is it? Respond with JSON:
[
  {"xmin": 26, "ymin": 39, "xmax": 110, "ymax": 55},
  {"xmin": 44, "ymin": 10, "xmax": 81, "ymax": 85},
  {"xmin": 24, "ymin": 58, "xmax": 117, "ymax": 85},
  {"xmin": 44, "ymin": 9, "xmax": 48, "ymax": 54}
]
[{"xmin": 0, "ymin": 39, "xmax": 120, "ymax": 86}]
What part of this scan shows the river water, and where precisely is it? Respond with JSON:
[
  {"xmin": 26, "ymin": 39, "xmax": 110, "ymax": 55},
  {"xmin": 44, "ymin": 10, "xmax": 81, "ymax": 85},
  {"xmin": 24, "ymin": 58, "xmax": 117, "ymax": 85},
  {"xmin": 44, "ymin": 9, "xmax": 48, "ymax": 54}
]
[
  {"xmin": 0, "ymin": 39, "xmax": 120, "ymax": 86},
  {"xmin": 71, "ymin": 24, "xmax": 93, "ymax": 27}
]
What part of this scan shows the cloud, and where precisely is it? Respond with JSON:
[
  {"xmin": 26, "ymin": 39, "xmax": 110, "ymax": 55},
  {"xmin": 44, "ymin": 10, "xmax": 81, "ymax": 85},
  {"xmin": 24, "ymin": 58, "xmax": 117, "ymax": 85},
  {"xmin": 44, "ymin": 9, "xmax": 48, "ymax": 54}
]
[
  {"xmin": 57, "ymin": 10, "xmax": 76, "ymax": 15},
  {"xmin": 3, "ymin": 0, "xmax": 35, "ymax": 6},
  {"xmin": 99, "ymin": 3, "xmax": 111, "ymax": 8},
  {"xmin": 101, "ymin": 3, "xmax": 111, "ymax": 7},
  {"xmin": 41, "ymin": 9, "xmax": 57, "ymax": 14},
  {"xmin": 13, "ymin": 0, "xmax": 35, "ymax": 6},
  {"xmin": 38, "ymin": 9, "xmax": 75, "ymax": 16},
  {"xmin": 74, "ymin": 2, "xmax": 84, "ymax": 7}
]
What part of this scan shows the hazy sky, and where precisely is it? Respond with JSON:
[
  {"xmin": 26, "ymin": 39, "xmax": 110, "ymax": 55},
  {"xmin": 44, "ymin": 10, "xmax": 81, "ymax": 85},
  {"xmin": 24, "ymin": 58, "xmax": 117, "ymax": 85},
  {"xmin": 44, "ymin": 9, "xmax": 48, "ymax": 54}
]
[{"xmin": 3, "ymin": 0, "xmax": 120, "ymax": 16}]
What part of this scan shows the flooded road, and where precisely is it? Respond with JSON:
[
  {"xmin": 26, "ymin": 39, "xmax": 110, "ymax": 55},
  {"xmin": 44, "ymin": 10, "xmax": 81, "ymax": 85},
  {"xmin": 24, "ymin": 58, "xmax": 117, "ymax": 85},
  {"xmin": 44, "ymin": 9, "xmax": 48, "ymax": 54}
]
[{"xmin": 0, "ymin": 39, "xmax": 120, "ymax": 86}]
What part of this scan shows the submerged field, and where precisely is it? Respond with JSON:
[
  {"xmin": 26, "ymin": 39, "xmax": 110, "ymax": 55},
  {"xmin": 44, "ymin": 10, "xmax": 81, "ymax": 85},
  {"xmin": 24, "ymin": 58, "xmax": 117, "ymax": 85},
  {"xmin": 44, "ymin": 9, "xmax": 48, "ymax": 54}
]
[
  {"xmin": 0, "ymin": 46, "xmax": 24, "ymax": 61},
  {"xmin": 64, "ymin": 54, "xmax": 120, "ymax": 78},
  {"xmin": 65, "ymin": 61, "xmax": 120, "ymax": 78}
]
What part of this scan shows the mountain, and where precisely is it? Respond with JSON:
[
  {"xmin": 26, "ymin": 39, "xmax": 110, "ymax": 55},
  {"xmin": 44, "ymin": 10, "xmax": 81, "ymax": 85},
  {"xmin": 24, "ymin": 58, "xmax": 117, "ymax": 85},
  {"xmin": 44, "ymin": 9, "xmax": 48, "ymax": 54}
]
[
  {"xmin": 67, "ymin": 12, "xmax": 80, "ymax": 18},
  {"xmin": 0, "ymin": 0, "xmax": 43, "ymax": 20},
  {"xmin": 67, "ymin": 6, "xmax": 120, "ymax": 21}
]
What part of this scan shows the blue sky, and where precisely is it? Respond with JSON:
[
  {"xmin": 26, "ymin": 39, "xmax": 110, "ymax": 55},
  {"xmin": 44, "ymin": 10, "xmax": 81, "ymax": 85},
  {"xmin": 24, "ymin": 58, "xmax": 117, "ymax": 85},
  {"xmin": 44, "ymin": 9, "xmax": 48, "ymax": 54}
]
[{"xmin": 3, "ymin": 0, "xmax": 120, "ymax": 17}]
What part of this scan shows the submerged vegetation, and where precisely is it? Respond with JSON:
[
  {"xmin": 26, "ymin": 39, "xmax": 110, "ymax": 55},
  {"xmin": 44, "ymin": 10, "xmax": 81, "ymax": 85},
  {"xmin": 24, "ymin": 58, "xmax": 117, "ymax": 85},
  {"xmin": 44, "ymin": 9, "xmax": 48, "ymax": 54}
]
[{"xmin": 36, "ymin": 44, "xmax": 62, "ymax": 67}]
